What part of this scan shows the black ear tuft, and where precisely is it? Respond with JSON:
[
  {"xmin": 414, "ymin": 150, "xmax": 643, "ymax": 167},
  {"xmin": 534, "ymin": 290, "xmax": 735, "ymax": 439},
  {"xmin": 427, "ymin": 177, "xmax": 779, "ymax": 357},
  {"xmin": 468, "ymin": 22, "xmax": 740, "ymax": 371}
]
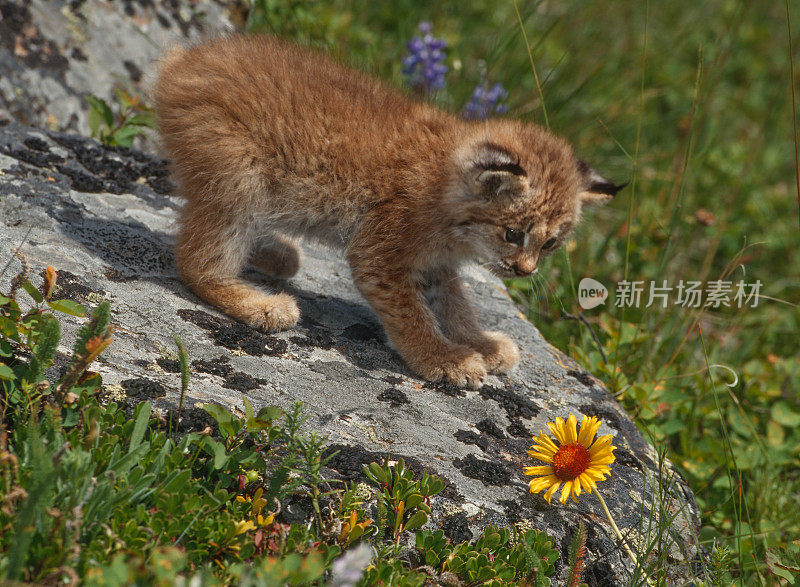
[{"xmin": 576, "ymin": 159, "xmax": 625, "ymax": 204}]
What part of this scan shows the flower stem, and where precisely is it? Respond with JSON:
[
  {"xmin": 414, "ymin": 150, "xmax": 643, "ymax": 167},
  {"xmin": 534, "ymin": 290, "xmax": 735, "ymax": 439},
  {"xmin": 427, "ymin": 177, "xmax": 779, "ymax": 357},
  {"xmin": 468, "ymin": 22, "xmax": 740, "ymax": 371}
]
[{"xmin": 593, "ymin": 486, "xmax": 654, "ymax": 584}]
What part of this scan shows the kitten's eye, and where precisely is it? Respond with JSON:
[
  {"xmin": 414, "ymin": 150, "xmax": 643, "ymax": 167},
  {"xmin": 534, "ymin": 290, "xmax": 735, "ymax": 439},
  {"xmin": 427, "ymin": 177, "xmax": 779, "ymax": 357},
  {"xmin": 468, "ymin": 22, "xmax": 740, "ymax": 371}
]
[
  {"xmin": 542, "ymin": 237, "xmax": 559, "ymax": 251},
  {"xmin": 504, "ymin": 228, "xmax": 524, "ymax": 245}
]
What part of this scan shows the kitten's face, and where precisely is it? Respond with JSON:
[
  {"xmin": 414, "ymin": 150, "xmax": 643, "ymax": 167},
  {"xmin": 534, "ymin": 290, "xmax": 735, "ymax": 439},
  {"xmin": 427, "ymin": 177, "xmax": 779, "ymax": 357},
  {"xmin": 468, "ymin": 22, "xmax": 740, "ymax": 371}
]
[{"xmin": 450, "ymin": 127, "xmax": 622, "ymax": 278}]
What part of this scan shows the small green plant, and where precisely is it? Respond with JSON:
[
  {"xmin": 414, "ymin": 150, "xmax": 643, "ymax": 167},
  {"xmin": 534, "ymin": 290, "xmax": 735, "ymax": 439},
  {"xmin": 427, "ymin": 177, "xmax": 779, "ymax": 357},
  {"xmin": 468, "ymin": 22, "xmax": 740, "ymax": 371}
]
[
  {"xmin": 85, "ymin": 89, "xmax": 156, "ymax": 148},
  {"xmin": 363, "ymin": 457, "xmax": 445, "ymax": 543},
  {"xmin": 566, "ymin": 521, "xmax": 588, "ymax": 587}
]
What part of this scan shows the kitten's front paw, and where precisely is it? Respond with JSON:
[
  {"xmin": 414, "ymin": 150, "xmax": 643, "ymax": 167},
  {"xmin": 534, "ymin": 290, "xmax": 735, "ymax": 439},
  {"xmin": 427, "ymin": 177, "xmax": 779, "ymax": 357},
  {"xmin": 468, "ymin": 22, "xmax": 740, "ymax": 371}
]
[
  {"xmin": 469, "ymin": 331, "xmax": 519, "ymax": 374},
  {"xmin": 241, "ymin": 292, "xmax": 300, "ymax": 332},
  {"xmin": 416, "ymin": 346, "xmax": 487, "ymax": 389}
]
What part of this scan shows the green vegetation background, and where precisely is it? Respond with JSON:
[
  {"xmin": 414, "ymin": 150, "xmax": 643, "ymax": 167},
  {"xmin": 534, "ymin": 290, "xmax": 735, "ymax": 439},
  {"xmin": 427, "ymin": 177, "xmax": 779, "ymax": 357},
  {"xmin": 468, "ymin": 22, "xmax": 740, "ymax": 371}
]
[{"xmin": 248, "ymin": 0, "xmax": 800, "ymax": 579}]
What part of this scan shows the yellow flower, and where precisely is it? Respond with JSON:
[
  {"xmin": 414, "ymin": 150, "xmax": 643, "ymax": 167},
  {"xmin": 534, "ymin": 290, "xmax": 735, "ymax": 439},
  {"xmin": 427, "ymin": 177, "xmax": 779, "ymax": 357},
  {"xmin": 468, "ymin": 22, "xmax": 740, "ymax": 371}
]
[
  {"xmin": 234, "ymin": 519, "xmax": 256, "ymax": 536},
  {"xmin": 524, "ymin": 414, "xmax": 616, "ymax": 504}
]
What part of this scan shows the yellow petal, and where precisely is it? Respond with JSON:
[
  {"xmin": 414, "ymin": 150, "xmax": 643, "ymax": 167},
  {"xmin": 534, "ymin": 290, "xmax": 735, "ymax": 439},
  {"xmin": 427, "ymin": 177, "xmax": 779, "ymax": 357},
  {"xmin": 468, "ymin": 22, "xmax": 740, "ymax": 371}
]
[
  {"xmin": 547, "ymin": 418, "xmax": 567, "ymax": 445},
  {"xmin": 531, "ymin": 444, "xmax": 556, "ymax": 456},
  {"xmin": 529, "ymin": 474, "xmax": 559, "ymax": 492},
  {"xmin": 589, "ymin": 434, "xmax": 615, "ymax": 457},
  {"xmin": 543, "ymin": 480, "xmax": 561, "ymax": 503},
  {"xmin": 560, "ymin": 480, "xmax": 573, "ymax": 503},
  {"xmin": 583, "ymin": 467, "xmax": 608, "ymax": 482},
  {"xmin": 565, "ymin": 414, "xmax": 578, "ymax": 444},
  {"xmin": 537, "ymin": 432, "xmax": 559, "ymax": 453},
  {"xmin": 527, "ymin": 451, "xmax": 555, "ymax": 463},
  {"xmin": 577, "ymin": 473, "xmax": 595, "ymax": 494},
  {"xmin": 578, "ymin": 416, "xmax": 601, "ymax": 447},
  {"xmin": 524, "ymin": 465, "xmax": 553, "ymax": 476}
]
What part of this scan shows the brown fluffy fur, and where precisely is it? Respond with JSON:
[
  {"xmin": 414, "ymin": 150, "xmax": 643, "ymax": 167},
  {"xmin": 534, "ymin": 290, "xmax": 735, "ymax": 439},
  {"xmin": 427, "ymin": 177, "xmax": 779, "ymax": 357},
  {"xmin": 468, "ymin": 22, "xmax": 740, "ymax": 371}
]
[{"xmin": 153, "ymin": 35, "xmax": 619, "ymax": 389}]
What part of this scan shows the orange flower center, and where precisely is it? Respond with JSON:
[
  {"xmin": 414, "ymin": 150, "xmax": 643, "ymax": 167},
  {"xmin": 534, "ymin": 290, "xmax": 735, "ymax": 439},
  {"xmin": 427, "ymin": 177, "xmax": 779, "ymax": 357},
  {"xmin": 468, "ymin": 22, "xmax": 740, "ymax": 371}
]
[{"xmin": 552, "ymin": 443, "xmax": 591, "ymax": 481}]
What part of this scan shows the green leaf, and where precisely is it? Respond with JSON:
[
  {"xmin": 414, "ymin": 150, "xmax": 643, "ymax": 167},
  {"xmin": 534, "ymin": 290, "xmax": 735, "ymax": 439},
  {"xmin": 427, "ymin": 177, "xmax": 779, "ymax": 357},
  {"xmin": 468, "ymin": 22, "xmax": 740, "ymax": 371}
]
[
  {"xmin": 21, "ymin": 280, "xmax": 43, "ymax": 304},
  {"xmin": 771, "ymin": 401, "xmax": 800, "ymax": 427},
  {"xmin": 403, "ymin": 510, "xmax": 428, "ymax": 532},
  {"xmin": 88, "ymin": 106, "xmax": 103, "ymax": 136},
  {"xmin": 163, "ymin": 469, "xmax": 191, "ymax": 492},
  {"xmin": 86, "ymin": 95, "xmax": 114, "ymax": 127},
  {"xmin": 200, "ymin": 403, "xmax": 239, "ymax": 438},
  {"xmin": 203, "ymin": 437, "xmax": 228, "ymax": 470},
  {"xmin": 0, "ymin": 362, "xmax": 16, "ymax": 380},
  {"xmin": 111, "ymin": 124, "xmax": 146, "ymax": 148},
  {"xmin": 256, "ymin": 406, "xmax": 284, "ymax": 421},
  {"xmin": 129, "ymin": 401, "xmax": 152, "ymax": 453},
  {"xmin": 47, "ymin": 299, "xmax": 87, "ymax": 317},
  {"xmin": 126, "ymin": 112, "xmax": 157, "ymax": 128},
  {"xmin": 115, "ymin": 88, "xmax": 133, "ymax": 110},
  {"xmin": 405, "ymin": 493, "xmax": 424, "ymax": 510},
  {"xmin": 365, "ymin": 462, "xmax": 388, "ymax": 485},
  {"xmin": 0, "ymin": 316, "xmax": 18, "ymax": 339}
]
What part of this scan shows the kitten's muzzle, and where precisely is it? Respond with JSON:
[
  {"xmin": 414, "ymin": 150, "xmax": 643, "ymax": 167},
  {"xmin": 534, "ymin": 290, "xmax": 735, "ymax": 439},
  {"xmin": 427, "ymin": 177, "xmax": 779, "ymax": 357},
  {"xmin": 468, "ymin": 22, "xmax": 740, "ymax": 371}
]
[{"xmin": 512, "ymin": 264, "xmax": 534, "ymax": 277}]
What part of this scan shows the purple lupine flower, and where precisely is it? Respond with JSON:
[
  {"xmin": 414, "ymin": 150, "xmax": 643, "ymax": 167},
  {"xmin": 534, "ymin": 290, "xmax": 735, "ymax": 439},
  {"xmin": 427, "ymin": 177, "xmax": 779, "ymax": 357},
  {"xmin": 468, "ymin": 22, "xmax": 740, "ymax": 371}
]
[
  {"xmin": 402, "ymin": 21, "xmax": 448, "ymax": 92},
  {"xmin": 463, "ymin": 82, "xmax": 509, "ymax": 120}
]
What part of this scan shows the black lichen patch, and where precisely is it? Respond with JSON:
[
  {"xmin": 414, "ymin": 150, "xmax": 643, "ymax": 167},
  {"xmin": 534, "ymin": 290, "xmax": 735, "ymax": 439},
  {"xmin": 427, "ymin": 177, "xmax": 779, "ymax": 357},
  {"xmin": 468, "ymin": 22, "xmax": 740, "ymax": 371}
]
[
  {"xmin": 191, "ymin": 355, "xmax": 265, "ymax": 391},
  {"xmin": 377, "ymin": 387, "xmax": 410, "ymax": 407},
  {"xmin": 341, "ymin": 323, "xmax": 381, "ymax": 342},
  {"xmin": 476, "ymin": 418, "xmax": 505, "ymax": 439},
  {"xmin": 478, "ymin": 383, "xmax": 539, "ymax": 420},
  {"xmin": 164, "ymin": 404, "xmax": 217, "ymax": 434},
  {"xmin": 51, "ymin": 270, "xmax": 104, "ymax": 305},
  {"xmin": 46, "ymin": 132, "xmax": 173, "ymax": 196},
  {"xmin": 567, "ymin": 369, "xmax": 598, "ymax": 388},
  {"xmin": 120, "ymin": 378, "xmax": 166, "ymax": 401},
  {"xmin": 24, "ymin": 136, "xmax": 50, "ymax": 152},
  {"xmin": 577, "ymin": 403, "xmax": 623, "ymax": 432},
  {"xmin": 123, "ymin": 59, "xmax": 143, "ymax": 82},
  {"xmin": 453, "ymin": 454, "xmax": 512, "ymax": 487},
  {"xmin": 454, "ymin": 429, "xmax": 490, "ymax": 453},
  {"xmin": 506, "ymin": 418, "xmax": 532, "ymax": 438},
  {"xmin": 222, "ymin": 371, "xmax": 264, "ymax": 392},
  {"xmin": 156, "ymin": 357, "xmax": 180, "ymax": 373},
  {"xmin": 423, "ymin": 379, "xmax": 466, "ymax": 398},
  {"xmin": 5, "ymin": 146, "xmax": 64, "ymax": 168},
  {"xmin": 177, "ymin": 309, "xmax": 288, "ymax": 356},
  {"xmin": 612, "ymin": 447, "xmax": 642, "ymax": 471},
  {"xmin": 441, "ymin": 512, "xmax": 473, "ymax": 543},
  {"xmin": 56, "ymin": 162, "xmax": 105, "ymax": 192},
  {"xmin": 289, "ymin": 329, "xmax": 334, "ymax": 350},
  {"xmin": 382, "ymin": 375, "xmax": 404, "ymax": 385},
  {"xmin": 584, "ymin": 559, "xmax": 616, "ymax": 586},
  {"xmin": 324, "ymin": 443, "xmax": 464, "ymax": 503},
  {"xmin": 192, "ymin": 357, "xmax": 233, "ymax": 378}
]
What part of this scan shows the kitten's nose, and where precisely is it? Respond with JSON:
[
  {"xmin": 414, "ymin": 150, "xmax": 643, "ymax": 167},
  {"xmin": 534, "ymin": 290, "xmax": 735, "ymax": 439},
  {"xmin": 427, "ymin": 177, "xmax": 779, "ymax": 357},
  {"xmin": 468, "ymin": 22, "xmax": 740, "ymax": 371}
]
[{"xmin": 513, "ymin": 264, "xmax": 533, "ymax": 277}]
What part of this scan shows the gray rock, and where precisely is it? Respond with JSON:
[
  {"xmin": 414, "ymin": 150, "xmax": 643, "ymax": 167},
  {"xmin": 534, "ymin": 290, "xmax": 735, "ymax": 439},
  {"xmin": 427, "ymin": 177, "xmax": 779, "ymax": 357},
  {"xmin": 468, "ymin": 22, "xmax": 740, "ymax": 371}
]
[
  {"xmin": 0, "ymin": 0, "xmax": 239, "ymax": 140},
  {"xmin": 0, "ymin": 121, "xmax": 704, "ymax": 584}
]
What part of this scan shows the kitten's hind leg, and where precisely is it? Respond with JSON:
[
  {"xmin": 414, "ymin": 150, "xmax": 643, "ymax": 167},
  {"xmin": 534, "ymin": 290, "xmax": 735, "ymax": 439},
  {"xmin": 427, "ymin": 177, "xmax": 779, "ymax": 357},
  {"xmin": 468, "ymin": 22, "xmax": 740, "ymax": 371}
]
[
  {"xmin": 250, "ymin": 233, "xmax": 301, "ymax": 279},
  {"xmin": 425, "ymin": 268, "xmax": 519, "ymax": 374},
  {"xmin": 176, "ymin": 204, "xmax": 300, "ymax": 332}
]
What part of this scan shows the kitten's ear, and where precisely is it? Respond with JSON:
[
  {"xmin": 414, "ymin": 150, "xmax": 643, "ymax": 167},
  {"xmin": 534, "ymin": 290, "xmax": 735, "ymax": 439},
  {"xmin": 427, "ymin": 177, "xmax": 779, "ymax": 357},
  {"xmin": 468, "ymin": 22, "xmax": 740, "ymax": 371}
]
[
  {"xmin": 577, "ymin": 159, "xmax": 625, "ymax": 206},
  {"xmin": 469, "ymin": 142, "xmax": 526, "ymax": 199}
]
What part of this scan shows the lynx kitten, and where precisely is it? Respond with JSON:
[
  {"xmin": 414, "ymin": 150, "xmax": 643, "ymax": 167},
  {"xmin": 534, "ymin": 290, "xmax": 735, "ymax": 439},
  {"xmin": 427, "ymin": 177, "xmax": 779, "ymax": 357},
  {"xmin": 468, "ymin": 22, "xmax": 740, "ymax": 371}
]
[{"xmin": 153, "ymin": 35, "xmax": 620, "ymax": 389}]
